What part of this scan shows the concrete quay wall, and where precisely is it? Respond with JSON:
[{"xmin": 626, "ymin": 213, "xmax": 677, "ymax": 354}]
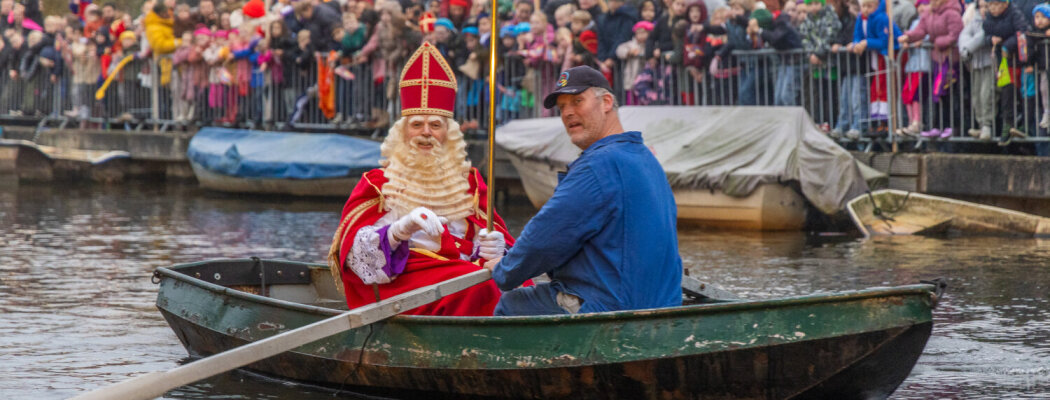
[{"xmin": 854, "ymin": 152, "xmax": 1050, "ymax": 216}]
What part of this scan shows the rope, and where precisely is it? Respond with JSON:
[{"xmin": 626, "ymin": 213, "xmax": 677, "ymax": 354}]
[{"xmin": 865, "ymin": 190, "xmax": 913, "ymax": 231}]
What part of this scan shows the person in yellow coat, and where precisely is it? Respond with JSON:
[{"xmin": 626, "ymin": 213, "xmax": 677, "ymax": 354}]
[{"xmin": 144, "ymin": 1, "xmax": 181, "ymax": 86}]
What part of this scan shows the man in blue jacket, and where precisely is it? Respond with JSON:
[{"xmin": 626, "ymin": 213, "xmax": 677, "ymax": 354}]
[{"xmin": 483, "ymin": 66, "xmax": 683, "ymax": 315}]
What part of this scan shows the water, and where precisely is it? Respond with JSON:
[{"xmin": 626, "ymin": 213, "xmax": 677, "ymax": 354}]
[{"xmin": 1, "ymin": 179, "xmax": 1049, "ymax": 399}]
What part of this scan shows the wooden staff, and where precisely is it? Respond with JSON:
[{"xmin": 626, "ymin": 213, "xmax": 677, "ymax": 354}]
[{"xmin": 486, "ymin": 0, "xmax": 499, "ymax": 231}]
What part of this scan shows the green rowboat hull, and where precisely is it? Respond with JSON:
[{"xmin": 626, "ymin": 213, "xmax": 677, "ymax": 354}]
[{"xmin": 155, "ymin": 259, "xmax": 939, "ymax": 399}]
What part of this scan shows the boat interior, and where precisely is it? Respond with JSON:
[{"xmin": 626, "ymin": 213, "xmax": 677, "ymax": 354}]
[
  {"xmin": 166, "ymin": 259, "xmax": 731, "ymax": 311},
  {"xmin": 849, "ymin": 190, "xmax": 1050, "ymax": 237}
]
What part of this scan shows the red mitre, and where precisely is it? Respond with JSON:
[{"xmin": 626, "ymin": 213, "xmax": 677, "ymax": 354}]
[
  {"xmin": 419, "ymin": 12, "xmax": 436, "ymax": 33},
  {"xmin": 399, "ymin": 41, "xmax": 457, "ymax": 118}
]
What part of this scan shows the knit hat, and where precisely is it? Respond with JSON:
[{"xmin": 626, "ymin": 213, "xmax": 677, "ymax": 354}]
[
  {"xmin": 632, "ymin": 20, "xmax": 654, "ymax": 32},
  {"xmin": 194, "ymin": 26, "xmax": 212, "ymax": 36},
  {"xmin": 914, "ymin": 0, "xmax": 929, "ymax": 5},
  {"xmin": 242, "ymin": 0, "xmax": 266, "ymax": 18},
  {"xmin": 580, "ymin": 30, "xmax": 598, "ymax": 54},
  {"xmin": 513, "ymin": 22, "xmax": 531, "ymax": 35},
  {"xmin": 986, "ymin": 0, "xmax": 1008, "ymax": 3},
  {"xmin": 500, "ymin": 24, "xmax": 517, "ymax": 38},
  {"xmin": 1034, "ymin": 3, "xmax": 1050, "ymax": 17},
  {"xmin": 435, "ymin": 17, "xmax": 456, "ymax": 33},
  {"xmin": 462, "ymin": 26, "xmax": 479, "ymax": 36},
  {"xmin": 450, "ymin": 0, "xmax": 470, "ymax": 8},
  {"xmin": 212, "ymin": 29, "xmax": 229, "ymax": 39},
  {"xmin": 118, "ymin": 30, "xmax": 136, "ymax": 41},
  {"xmin": 803, "ymin": 0, "xmax": 825, "ymax": 4},
  {"xmin": 751, "ymin": 8, "xmax": 773, "ymax": 30}
]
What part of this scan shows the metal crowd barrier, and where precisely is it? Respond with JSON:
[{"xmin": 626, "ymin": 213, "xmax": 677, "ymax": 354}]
[{"xmin": 7, "ymin": 43, "xmax": 1050, "ymax": 153}]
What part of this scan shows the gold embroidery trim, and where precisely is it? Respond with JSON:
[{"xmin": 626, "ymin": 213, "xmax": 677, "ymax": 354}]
[
  {"xmin": 327, "ymin": 197, "xmax": 382, "ymax": 294},
  {"xmin": 410, "ymin": 248, "xmax": 450, "ymax": 261}
]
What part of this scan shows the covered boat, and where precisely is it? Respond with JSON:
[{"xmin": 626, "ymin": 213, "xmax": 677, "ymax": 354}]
[
  {"xmin": 154, "ymin": 258, "xmax": 942, "ymax": 399},
  {"xmin": 847, "ymin": 189, "xmax": 1050, "ymax": 237},
  {"xmin": 186, "ymin": 128, "xmax": 381, "ymax": 196},
  {"xmin": 496, "ymin": 107, "xmax": 885, "ymax": 230}
]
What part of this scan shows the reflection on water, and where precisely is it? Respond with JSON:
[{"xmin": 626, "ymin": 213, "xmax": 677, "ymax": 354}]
[{"xmin": 1, "ymin": 180, "xmax": 1048, "ymax": 399}]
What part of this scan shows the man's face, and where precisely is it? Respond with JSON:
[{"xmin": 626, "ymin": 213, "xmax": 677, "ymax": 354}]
[
  {"xmin": 450, "ymin": 4, "xmax": 465, "ymax": 18},
  {"xmin": 404, "ymin": 115, "xmax": 449, "ymax": 153},
  {"xmin": 102, "ymin": 5, "xmax": 114, "ymax": 20},
  {"xmin": 556, "ymin": 88, "xmax": 610, "ymax": 150}
]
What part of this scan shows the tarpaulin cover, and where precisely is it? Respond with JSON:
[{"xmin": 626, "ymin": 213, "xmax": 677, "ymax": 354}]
[
  {"xmin": 187, "ymin": 128, "xmax": 381, "ymax": 179},
  {"xmin": 496, "ymin": 106, "xmax": 886, "ymax": 214}
]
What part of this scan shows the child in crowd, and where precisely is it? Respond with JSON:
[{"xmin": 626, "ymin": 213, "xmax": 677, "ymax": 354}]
[
  {"xmin": 554, "ymin": 3, "xmax": 576, "ymax": 30},
  {"xmin": 981, "ymin": 0, "xmax": 1029, "ymax": 142},
  {"xmin": 618, "ymin": 20, "xmax": 653, "ymax": 105},
  {"xmin": 849, "ymin": 0, "xmax": 901, "ymax": 133},
  {"xmin": 959, "ymin": 0, "xmax": 995, "ymax": 140},
  {"xmin": 639, "ymin": 0, "xmax": 658, "ymax": 23},
  {"xmin": 1027, "ymin": 5, "xmax": 1050, "ymax": 131},
  {"xmin": 750, "ymin": 0, "xmax": 803, "ymax": 106},
  {"xmin": 898, "ymin": 0, "xmax": 932, "ymax": 137},
  {"xmin": 831, "ymin": 0, "xmax": 867, "ymax": 139},
  {"xmin": 899, "ymin": 0, "xmax": 962, "ymax": 139}
]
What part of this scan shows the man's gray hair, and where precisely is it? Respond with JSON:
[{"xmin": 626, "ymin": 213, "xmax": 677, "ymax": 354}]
[{"xmin": 593, "ymin": 87, "xmax": 619, "ymax": 110}]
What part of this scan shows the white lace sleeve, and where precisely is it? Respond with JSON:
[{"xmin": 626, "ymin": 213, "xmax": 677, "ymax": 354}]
[{"xmin": 345, "ymin": 225, "xmax": 393, "ymax": 285}]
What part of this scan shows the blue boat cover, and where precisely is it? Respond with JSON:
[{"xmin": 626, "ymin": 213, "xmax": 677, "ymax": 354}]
[{"xmin": 187, "ymin": 128, "xmax": 381, "ymax": 179}]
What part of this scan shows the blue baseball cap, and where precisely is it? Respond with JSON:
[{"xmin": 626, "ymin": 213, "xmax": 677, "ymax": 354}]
[{"xmin": 542, "ymin": 66, "xmax": 614, "ymax": 109}]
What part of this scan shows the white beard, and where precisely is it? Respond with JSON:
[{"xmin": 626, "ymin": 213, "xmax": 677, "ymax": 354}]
[{"xmin": 380, "ymin": 117, "xmax": 474, "ymax": 222}]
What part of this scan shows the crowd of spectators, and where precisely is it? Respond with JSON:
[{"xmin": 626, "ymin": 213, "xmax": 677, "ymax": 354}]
[{"xmin": 1, "ymin": 0, "xmax": 1049, "ymax": 148}]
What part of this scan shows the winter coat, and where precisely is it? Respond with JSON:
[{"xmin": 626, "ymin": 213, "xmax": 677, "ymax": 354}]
[
  {"xmin": 616, "ymin": 38, "xmax": 645, "ymax": 90},
  {"xmin": 300, "ymin": 4, "xmax": 342, "ymax": 52},
  {"xmin": 1014, "ymin": 0, "xmax": 1041, "ymax": 26},
  {"xmin": 891, "ymin": 0, "xmax": 917, "ymax": 33},
  {"xmin": 853, "ymin": 0, "xmax": 902, "ymax": 56},
  {"xmin": 596, "ymin": 4, "xmax": 639, "ymax": 61},
  {"xmin": 799, "ymin": 5, "xmax": 842, "ymax": 60},
  {"xmin": 903, "ymin": 0, "xmax": 962, "ymax": 63},
  {"xmin": 981, "ymin": 3, "xmax": 1029, "ymax": 64},
  {"xmin": 761, "ymin": 13, "xmax": 803, "ymax": 51},
  {"xmin": 1025, "ymin": 31, "xmax": 1050, "ymax": 71},
  {"xmin": 144, "ymin": 11, "xmax": 178, "ymax": 55},
  {"xmin": 646, "ymin": 12, "xmax": 685, "ymax": 58},
  {"xmin": 958, "ymin": 3, "xmax": 993, "ymax": 69},
  {"xmin": 831, "ymin": 10, "xmax": 867, "ymax": 74}
]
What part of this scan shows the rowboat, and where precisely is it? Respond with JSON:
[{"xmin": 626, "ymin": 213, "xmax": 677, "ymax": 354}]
[
  {"xmin": 187, "ymin": 128, "xmax": 380, "ymax": 197},
  {"xmin": 847, "ymin": 189, "xmax": 1050, "ymax": 237},
  {"xmin": 155, "ymin": 258, "xmax": 942, "ymax": 399}
]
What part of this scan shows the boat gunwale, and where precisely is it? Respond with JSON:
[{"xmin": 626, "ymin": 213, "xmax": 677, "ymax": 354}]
[{"xmin": 156, "ymin": 259, "xmax": 937, "ymax": 325}]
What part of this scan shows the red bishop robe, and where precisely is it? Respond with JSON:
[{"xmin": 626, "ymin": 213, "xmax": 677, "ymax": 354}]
[{"xmin": 329, "ymin": 167, "xmax": 514, "ymax": 316}]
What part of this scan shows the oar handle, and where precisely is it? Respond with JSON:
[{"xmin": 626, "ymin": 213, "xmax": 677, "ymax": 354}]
[{"xmin": 72, "ymin": 269, "xmax": 492, "ymax": 400}]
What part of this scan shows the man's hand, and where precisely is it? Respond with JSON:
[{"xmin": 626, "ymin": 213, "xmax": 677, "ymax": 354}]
[
  {"xmin": 991, "ymin": 36, "xmax": 1002, "ymax": 47},
  {"xmin": 809, "ymin": 54, "xmax": 821, "ymax": 65},
  {"xmin": 483, "ymin": 256, "xmax": 502, "ymax": 272},
  {"xmin": 898, "ymin": 35, "xmax": 909, "ymax": 44},
  {"xmin": 477, "ymin": 229, "xmax": 505, "ymax": 260},
  {"xmin": 388, "ymin": 207, "xmax": 446, "ymax": 242}
]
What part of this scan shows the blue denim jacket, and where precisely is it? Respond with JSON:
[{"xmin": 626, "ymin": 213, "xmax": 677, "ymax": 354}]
[{"xmin": 493, "ymin": 131, "xmax": 683, "ymax": 313}]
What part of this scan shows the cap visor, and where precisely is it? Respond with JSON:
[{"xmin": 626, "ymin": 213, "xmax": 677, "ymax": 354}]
[{"xmin": 543, "ymin": 86, "xmax": 588, "ymax": 109}]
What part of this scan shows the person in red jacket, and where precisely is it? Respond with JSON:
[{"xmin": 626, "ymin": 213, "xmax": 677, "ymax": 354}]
[{"xmin": 327, "ymin": 42, "xmax": 518, "ymax": 316}]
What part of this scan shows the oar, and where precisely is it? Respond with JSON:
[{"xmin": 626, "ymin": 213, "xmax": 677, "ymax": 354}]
[
  {"xmin": 681, "ymin": 274, "xmax": 739, "ymax": 301},
  {"xmin": 71, "ymin": 269, "xmax": 492, "ymax": 400}
]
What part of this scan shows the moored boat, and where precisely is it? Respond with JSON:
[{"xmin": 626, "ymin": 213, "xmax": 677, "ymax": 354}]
[
  {"xmin": 847, "ymin": 189, "xmax": 1050, "ymax": 237},
  {"xmin": 155, "ymin": 258, "xmax": 942, "ymax": 399},
  {"xmin": 186, "ymin": 128, "xmax": 381, "ymax": 197}
]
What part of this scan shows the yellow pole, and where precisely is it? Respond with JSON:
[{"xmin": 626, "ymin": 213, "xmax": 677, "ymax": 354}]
[
  {"xmin": 486, "ymin": 0, "xmax": 498, "ymax": 231},
  {"xmin": 885, "ymin": 0, "xmax": 898, "ymax": 152}
]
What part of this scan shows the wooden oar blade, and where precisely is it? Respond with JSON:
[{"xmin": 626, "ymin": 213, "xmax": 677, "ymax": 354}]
[
  {"xmin": 72, "ymin": 269, "xmax": 492, "ymax": 400},
  {"xmin": 681, "ymin": 275, "xmax": 739, "ymax": 301}
]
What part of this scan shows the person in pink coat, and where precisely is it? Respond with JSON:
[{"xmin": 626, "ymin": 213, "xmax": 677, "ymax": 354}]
[{"xmin": 898, "ymin": 0, "xmax": 963, "ymax": 137}]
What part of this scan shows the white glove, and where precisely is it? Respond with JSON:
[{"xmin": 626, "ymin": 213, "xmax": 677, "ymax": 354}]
[
  {"xmin": 477, "ymin": 228, "xmax": 506, "ymax": 260},
  {"xmin": 387, "ymin": 207, "xmax": 447, "ymax": 244}
]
